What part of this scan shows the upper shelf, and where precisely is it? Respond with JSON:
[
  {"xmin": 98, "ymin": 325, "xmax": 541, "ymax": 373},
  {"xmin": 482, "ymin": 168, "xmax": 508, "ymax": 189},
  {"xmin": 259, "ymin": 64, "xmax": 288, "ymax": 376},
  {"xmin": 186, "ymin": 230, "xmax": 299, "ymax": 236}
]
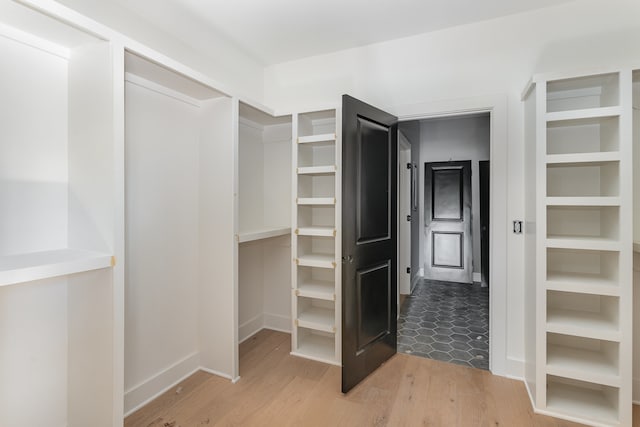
[
  {"xmin": 297, "ymin": 133, "xmax": 336, "ymax": 145},
  {"xmin": 546, "ymin": 106, "xmax": 621, "ymax": 123},
  {"xmin": 546, "ymin": 152, "xmax": 620, "ymax": 165},
  {"xmin": 0, "ymin": 249, "xmax": 114, "ymax": 287}
]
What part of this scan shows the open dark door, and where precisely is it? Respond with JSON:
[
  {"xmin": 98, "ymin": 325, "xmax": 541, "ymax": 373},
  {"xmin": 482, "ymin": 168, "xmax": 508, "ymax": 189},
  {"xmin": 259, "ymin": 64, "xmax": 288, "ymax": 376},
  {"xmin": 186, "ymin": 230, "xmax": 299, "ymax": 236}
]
[{"xmin": 342, "ymin": 95, "xmax": 397, "ymax": 393}]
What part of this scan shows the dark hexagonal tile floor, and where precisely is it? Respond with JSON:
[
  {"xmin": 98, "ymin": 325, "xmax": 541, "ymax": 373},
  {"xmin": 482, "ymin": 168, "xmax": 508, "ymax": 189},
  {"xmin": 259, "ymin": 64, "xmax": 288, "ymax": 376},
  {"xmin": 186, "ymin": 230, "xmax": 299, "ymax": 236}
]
[{"xmin": 398, "ymin": 279, "xmax": 489, "ymax": 370}]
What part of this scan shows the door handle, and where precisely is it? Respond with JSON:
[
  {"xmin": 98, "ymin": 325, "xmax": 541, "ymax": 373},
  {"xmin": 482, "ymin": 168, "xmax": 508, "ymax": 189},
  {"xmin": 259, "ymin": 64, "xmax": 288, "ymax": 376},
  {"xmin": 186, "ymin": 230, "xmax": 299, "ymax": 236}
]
[{"xmin": 342, "ymin": 255, "xmax": 354, "ymax": 264}]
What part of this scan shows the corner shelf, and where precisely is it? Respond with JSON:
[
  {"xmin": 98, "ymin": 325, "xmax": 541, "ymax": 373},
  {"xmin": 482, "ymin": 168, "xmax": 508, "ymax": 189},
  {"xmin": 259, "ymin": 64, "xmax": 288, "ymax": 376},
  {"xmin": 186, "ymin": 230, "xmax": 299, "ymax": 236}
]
[{"xmin": 0, "ymin": 249, "xmax": 114, "ymax": 287}]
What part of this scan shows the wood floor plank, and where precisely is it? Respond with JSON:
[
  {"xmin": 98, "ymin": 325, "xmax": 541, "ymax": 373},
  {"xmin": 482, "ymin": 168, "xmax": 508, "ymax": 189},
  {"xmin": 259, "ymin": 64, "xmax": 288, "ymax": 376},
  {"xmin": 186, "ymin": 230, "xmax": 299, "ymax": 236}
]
[{"xmin": 125, "ymin": 330, "xmax": 640, "ymax": 427}]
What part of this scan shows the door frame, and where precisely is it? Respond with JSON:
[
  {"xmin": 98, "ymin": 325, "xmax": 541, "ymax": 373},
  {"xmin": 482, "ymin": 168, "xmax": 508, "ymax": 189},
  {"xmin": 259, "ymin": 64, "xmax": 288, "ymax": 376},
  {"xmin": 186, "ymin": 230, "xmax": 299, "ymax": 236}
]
[
  {"xmin": 397, "ymin": 136, "xmax": 412, "ymax": 297},
  {"xmin": 394, "ymin": 95, "xmax": 508, "ymax": 377}
]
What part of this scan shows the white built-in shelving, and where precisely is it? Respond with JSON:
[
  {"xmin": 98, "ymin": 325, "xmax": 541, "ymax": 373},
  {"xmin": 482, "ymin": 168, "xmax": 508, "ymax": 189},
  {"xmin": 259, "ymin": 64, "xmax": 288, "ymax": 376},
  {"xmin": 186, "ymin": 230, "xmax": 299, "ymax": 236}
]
[
  {"xmin": 0, "ymin": 2, "xmax": 122, "ymax": 426},
  {"xmin": 291, "ymin": 109, "xmax": 342, "ymax": 366},
  {"xmin": 523, "ymin": 69, "xmax": 633, "ymax": 427},
  {"xmin": 235, "ymin": 101, "xmax": 293, "ymax": 352}
]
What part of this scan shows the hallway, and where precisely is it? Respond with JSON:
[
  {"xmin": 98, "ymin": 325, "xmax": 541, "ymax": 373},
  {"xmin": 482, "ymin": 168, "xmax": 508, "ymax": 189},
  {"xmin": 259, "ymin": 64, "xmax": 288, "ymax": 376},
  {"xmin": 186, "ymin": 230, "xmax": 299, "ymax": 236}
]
[{"xmin": 398, "ymin": 279, "xmax": 489, "ymax": 370}]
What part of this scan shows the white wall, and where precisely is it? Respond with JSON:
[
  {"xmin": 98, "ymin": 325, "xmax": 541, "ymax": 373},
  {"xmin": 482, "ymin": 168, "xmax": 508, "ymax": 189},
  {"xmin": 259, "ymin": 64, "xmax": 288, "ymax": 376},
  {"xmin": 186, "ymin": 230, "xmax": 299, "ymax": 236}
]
[
  {"xmin": 53, "ymin": 0, "xmax": 264, "ymax": 101},
  {"xmin": 415, "ymin": 115, "xmax": 490, "ymax": 279},
  {"xmin": 124, "ymin": 80, "xmax": 201, "ymax": 410},
  {"xmin": 264, "ymin": 0, "xmax": 640, "ymax": 377}
]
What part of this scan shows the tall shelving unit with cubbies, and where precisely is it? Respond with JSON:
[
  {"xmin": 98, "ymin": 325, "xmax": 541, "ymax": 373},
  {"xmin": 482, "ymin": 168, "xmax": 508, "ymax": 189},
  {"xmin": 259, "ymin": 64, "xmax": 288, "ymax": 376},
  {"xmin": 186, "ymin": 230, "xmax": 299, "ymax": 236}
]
[
  {"xmin": 523, "ymin": 70, "xmax": 632, "ymax": 427},
  {"xmin": 291, "ymin": 109, "xmax": 342, "ymax": 365}
]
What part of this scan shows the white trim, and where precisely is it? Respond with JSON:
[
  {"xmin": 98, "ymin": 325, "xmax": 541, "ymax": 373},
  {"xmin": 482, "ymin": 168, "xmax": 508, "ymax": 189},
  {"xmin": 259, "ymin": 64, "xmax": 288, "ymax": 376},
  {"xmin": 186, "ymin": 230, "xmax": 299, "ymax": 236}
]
[
  {"xmin": 124, "ymin": 72, "xmax": 202, "ymax": 108},
  {"xmin": 0, "ymin": 21, "xmax": 69, "ymax": 59},
  {"xmin": 393, "ymin": 94, "xmax": 509, "ymax": 378},
  {"xmin": 506, "ymin": 357, "xmax": 525, "ymax": 380},
  {"xmin": 238, "ymin": 314, "xmax": 264, "ymax": 344},
  {"xmin": 123, "ymin": 352, "xmax": 200, "ymax": 416},
  {"xmin": 263, "ymin": 313, "xmax": 291, "ymax": 333},
  {"xmin": 198, "ymin": 366, "xmax": 235, "ymax": 381},
  {"xmin": 473, "ymin": 272, "xmax": 482, "ymax": 283}
]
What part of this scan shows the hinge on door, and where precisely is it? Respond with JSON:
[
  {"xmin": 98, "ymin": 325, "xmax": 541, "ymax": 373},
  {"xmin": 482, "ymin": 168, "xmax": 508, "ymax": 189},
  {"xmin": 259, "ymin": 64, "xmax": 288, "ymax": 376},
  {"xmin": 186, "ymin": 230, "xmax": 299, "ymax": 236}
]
[
  {"xmin": 406, "ymin": 267, "xmax": 411, "ymax": 274},
  {"xmin": 406, "ymin": 215, "xmax": 411, "ymax": 221},
  {"xmin": 406, "ymin": 163, "xmax": 412, "ymax": 169}
]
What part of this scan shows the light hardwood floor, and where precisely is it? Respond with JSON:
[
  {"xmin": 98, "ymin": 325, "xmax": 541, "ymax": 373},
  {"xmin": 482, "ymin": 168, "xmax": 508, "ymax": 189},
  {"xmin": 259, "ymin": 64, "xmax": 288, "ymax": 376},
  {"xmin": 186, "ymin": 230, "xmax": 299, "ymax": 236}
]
[{"xmin": 125, "ymin": 330, "xmax": 639, "ymax": 427}]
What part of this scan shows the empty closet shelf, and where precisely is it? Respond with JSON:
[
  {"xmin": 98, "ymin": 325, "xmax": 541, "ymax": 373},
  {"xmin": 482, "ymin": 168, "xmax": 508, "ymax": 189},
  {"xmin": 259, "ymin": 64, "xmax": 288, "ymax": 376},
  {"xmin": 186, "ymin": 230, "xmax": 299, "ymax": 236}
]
[
  {"xmin": 296, "ymin": 280, "xmax": 335, "ymax": 300},
  {"xmin": 546, "ymin": 236, "xmax": 620, "ymax": 251},
  {"xmin": 546, "ymin": 272, "xmax": 619, "ymax": 296},
  {"xmin": 545, "ymin": 152, "xmax": 620, "ymax": 165},
  {"xmin": 546, "ymin": 197, "xmax": 620, "ymax": 206},
  {"xmin": 0, "ymin": 249, "xmax": 114, "ymax": 287},
  {"xmin": 547, "ymin": 344, "xmax": 620, "ymax": 387},
  {"xmin": 297, "ymin": 197, "xmax": 336, "ymax": 205},
  {"xmin": 296, "ymin": 254, "xmax": 336, "ymax": 269},
  {"xmin": 546, "ymin": 106, "xmax": 621, "ymax": 122},
  {"xmin": 546, "ymin": 381, "xmax": 619, "ymax": 426},
  {"xmin": 546, "ymin": 308, "xmax": 620, "ymax": 341},
  {"xmin": 297, "ymin": 133, "xmax": 336, "ymax": 144},
  {"xmin": 292, "ymin": 334, "xmax": 338, "ymax": 365},
  {"xmin": 297, "ymin": 306, "xmax": 335, "ymax": 332},
  {"xmin": 297, "ymin": 165, "xmax": 336, "ymax": 175},
  {"xmin": 238, "ymin": 227, "xmax": 291, "ymax": 243},
  {"xmin": 296, "ymin": 226, "xmax": 336, "ymax": 237}
]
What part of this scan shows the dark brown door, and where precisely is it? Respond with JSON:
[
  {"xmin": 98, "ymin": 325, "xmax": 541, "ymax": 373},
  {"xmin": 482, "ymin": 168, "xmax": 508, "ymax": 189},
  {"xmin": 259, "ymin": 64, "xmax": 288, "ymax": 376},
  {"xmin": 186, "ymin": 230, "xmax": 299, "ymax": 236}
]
[
  {"xmin": 479, "ymin": 160, "xmax": 490, "ymax": 287},
  {"xmin": 342, "ymin": 95, "xmax": 397, "ymax": 393},
  {"xmin": 424, "ymin": 161, "xmax": 472, "ymax": 283}
]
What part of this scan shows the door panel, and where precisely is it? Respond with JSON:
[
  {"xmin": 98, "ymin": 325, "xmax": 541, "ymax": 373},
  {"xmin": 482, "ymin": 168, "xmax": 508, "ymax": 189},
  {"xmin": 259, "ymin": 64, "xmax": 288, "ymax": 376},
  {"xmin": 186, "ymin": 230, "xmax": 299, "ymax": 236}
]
[
  {"xmin": 479, "ymin": 160, "xmax": 490, "ymax": 287},
  {"xmin": 424, "ymin": 161, "xmax": 472, "ymax": 283},
  {"xmin": 342, "ymin": 95, "xmax": 397, "ymax": 393}
]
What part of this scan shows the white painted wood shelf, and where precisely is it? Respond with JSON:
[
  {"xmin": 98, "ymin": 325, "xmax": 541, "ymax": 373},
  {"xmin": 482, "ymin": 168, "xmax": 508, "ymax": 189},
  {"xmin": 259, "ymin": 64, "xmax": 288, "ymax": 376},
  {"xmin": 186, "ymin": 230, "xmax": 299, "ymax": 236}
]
[
  {"xmin": 238, "ymin": 226, "xmax": 291, "ymax": 243},
  {"xmin": 296, "ymin": 254, "xmax": 336, "ymax": 269},
  {"xmin": 296, "ymin": 226, "xmax": 336, "ymax": 237},
  {"xmin": 546, "ymin": 152, "xmax": 620, "ymax": 165},
  {"xmin": 546, "ymin": 106, "xmax": 622, "ymax": 122},
  {"xmin": 297, "ymin": 165, "xmax": 336, "ymax": 175},
  {"xmin": 546, "ymin": 197, "xmax": 621, "ymax": 206},
  {"xmin": 297, "ymin": 197, "xmax": 336, "ymax": 205},
  {"xmin": 546, "ymin": 272, "xmax": 619, "ymax": 296},
  {"xmin": 296, "ymin": 279, "xmax": 335, "ymax": 300},
  {"xmin": 547, "ymin": 344, "xmax": 620, "ymax": 387},
  {"xmin": 297, "ymin": 306, "xmax": 335, "ymax": 332},
  {"xmin": 297, "ymin": 133, "xmax": 336, "ymax": 145},
  {"xmin": 546, "ymin": 308, "xmax": 620, "ymax": 341},
  {"xmin": 0, "ymin": 249, "xmax": 114, "ymax": 287},
  {"xmin": 546, "ymin": 236, "xmax": 621, "ymax": 251}
]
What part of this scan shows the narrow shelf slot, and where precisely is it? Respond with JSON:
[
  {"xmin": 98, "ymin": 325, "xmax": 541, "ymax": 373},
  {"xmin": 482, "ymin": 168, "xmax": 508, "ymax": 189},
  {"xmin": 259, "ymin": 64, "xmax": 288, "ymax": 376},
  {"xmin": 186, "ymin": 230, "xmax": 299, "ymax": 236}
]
[
  {"xmin": 297, "ymin": 296, "xmax": 335, "ymax": 332},
  {"xmin": 547, "ymin": 333, "xmax": 619, "ymax": 387},
  {"xmin": 546, "ymin": 291, "xmax": 619, "ymax": 341},
  {"xmin": 298, "ymin": 174, "xmax": 335, "ymax": 199},
  {"xmin": 0, "ymin": 249, "xmax": 114, "ymax": 287},
  {"xmin": 546, "ymin": 376, "xmax": 619, "ymax": 425},
  {"xmin": 293, "ymin": 327, "xmax": 337, "ymax": 365},
  {"xmin": 297, "ymin": 205, "xmax": 335, "ymax": 229},
  {"xmin": 547, "ymin": 115, "xmax": 619, "ymax": 155},
  {"xmin": 547, "ymin": 162, "xmax": 619, "ymax": 198},
  {"xmin": 546, "ymin": 73, "xmax": 619, "ymax": 113},
  {"xmin": 298, "ymin": 109, "xmax": 336, "ymax": 138},
  {"xmin": 547, "ymin": 206, "xmax": 618, "ymax": 241},
  {"xmin": 296, "ymin": 266, "xmax": 335, "ymax": 300}
]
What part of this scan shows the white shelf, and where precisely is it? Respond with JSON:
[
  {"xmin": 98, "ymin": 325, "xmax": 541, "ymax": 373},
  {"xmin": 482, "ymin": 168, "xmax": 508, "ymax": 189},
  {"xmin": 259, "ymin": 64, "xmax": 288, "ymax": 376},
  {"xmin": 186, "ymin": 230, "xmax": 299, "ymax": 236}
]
[
  {"xmin": 297, "ymin": 197, "xmax": 336, "ymax": 205},
  {"xmin": 546, "ymin": 106, "xmax": 622, "ymax": 122},
  {"xmin": 546, "ymin": 272, "xmax": 619, "ymax": 296},
  {"xmin": 291, "ymin": 333, "xmax": 338, "ymax": 365},
  {"xmin": 546, "ymin": 152, "xmax": 620, "ymax": 165},
  {"xmin": 546, "ymin": 236, "xmax": 620, "ymax": 251},
  {"xmin": 0, "ymin": 249, "xmax": 114, "ymax": 287},
  {"xmin": 546, "ymin": 381, "xmax": 619, "ymax": 426},
  {"xmin": 296, "ymin": 226, "xmax": 336, "ymax": 237},
  {"xmin": 297, "ymin": 306, "xmax": 335, "ymax": 332},
  {"xmin": 546, "ymin": 197, "xmax": 621, "ymax": 206},
  {"xmin": 547, "ymin": 307, "xmax": 620, "ymax": 341},
  {"xmin": 296, "ymin": 254, "xmax": 336, "ymax": 269},
  {"xmin": 297, "ymin": 133, "xmax": 336, "ymax": 144},
  {"xmin": 238, "ymin": 226, "xmax": 291, "ymax": 243},
  {"xmin": 296, "ymin": 279, "xmax": 335, "ymax": 300},
  {"xmin": 297, "ymin": 165, "xmax": 336, "ymax": 175},
  {"xmin": 547, "ymin": 344, "xmax": 620, "ymax": 387}
]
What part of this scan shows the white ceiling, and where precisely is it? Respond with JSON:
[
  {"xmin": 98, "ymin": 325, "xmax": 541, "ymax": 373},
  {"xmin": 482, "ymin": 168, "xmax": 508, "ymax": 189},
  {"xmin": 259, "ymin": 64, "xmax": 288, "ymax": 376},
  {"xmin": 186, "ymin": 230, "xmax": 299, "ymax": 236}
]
[{"xmin": 115, "ymin": 0, "xmax": 574, "ymax": 65}]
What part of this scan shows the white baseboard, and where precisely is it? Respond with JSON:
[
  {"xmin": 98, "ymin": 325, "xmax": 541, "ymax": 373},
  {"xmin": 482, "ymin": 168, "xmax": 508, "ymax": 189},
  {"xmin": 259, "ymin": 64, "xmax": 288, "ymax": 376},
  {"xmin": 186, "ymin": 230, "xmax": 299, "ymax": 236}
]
[
  {"xmin": 634, "ymin": 377, "xmax": 640, "ymax": 404},
  {"xmin": 264, "ymin": 313, "xmax": 291, "ymax": 333},
  {"xmin": 239, "ymin": 314, "xmax": 264, "ymax": 343},
  {"xmin": 199, "ymin": 366, "xmax": 235, "ymax": 381},
  {"xmin": 124, "ymin": 352, "xmax": 200, "ymax": 416},
  {"xmin": 506, "ymin": 357, "xmax": 524, "ymax": 380}
]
